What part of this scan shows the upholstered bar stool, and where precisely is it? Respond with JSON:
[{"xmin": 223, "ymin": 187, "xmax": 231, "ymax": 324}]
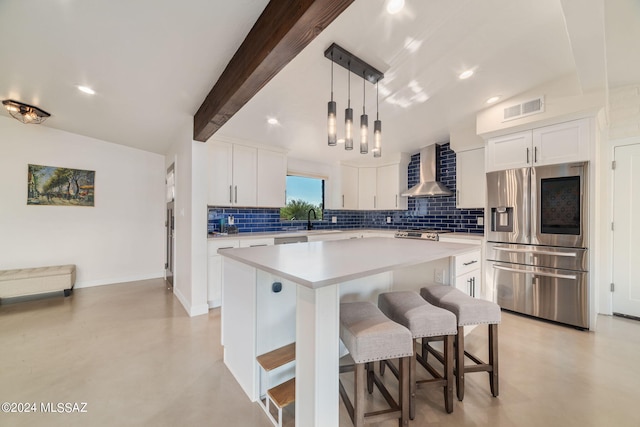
[
  {"xmin": 339, "ymin": 301, "xmax": 413, "ymax": 427},
  {"xmin": 420, "ymin": 285, "xmax": 501, "ymax": 401},
  {"xmin": 377, "ymin": 291, "xmax": 458, "ymax": 419}
]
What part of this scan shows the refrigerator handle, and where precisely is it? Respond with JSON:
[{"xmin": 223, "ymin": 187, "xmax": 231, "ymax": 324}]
[
  {"xmin": 493, "ymin": 246, "xmax": 577, "ymax": 257},
  {"xmin": 492, "ymin": 264, "xmax": 577, "ymax": 280}
]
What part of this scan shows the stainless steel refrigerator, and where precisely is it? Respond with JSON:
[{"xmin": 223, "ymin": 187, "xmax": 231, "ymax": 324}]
[{"xmin": 485, "ymin": 162, "xmax": 589, "ymax": 329}]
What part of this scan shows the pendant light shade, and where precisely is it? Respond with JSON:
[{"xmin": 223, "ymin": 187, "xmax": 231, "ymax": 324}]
[
  {"xmin": 373, "ymin": 80, "xmax": 382, "ymax": 157},
  {"xmin": 360, "ymin": 72, "xmax": 368, "ymax": 154},
  {"xmin": 344, "ymin": 61, "xmax": 353, "ymax": 150},
  {"xmin": 328, "ymin": 53, "xmax": 337, "ymax": 146}
]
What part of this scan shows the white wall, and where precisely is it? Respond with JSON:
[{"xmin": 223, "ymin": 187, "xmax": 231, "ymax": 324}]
[
  {"xmin": 0, "ymin": 116, "xmax": 165, "ymax": 287},
  {"xmin": 165, "ymin": 118, "xmax": 208, "ymax": 317}
]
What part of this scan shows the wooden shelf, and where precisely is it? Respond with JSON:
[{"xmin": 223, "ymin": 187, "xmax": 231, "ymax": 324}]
[
  {"xmin": 267, "ymin": 378, "xmax": 296, "ymax": 409},
  {"xmin": 257, "ymin": 343, "xmax": 295, "ymax": 371}
]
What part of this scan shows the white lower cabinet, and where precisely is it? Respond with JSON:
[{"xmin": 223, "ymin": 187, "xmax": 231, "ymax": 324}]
[
  {"xmin": 208, "ymin": 240, "xmax": 240, "ymax": 308},
  {"xmin": 208, "ymin": 238, "xmax": 275, "ymax": 308},
  {"xmin": 449, "ymin": 248, "xmax": 482, "ymax": 299}
]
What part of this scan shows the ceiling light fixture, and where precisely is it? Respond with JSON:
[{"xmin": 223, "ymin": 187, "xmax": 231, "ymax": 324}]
[
  {"xmin": 267, "ymin": 117, "xmax": 279, "ymax": 125},
  {"xmin": 458, "ymin": 69, "xmax": 474, "ymax": 80},
  {"xmin": 324, "ymin": 43, "xmax": 384, "ymax": 156},
  {"xmin": 386, "ymin": 0, "xmax": 405, "ymax": 14},
  {"xmin": 486, "ymin": 96, "xmax": 501, "ymax": 104},
  {"xmin": 2, "ymin": 99, "xmax": 51, "ymax": 124},
  {"xmin": 77, "ymin": 85, "xmax": 95, "ymax": 95},
  {"xmin": 360, "ymin": 71, "xmax": 368, "ymax": 154}
]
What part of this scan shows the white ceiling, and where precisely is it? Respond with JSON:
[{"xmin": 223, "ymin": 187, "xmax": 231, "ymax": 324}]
[{"xmin": 1, "ymin": 0, "xmax": 638, "ymax": 161}]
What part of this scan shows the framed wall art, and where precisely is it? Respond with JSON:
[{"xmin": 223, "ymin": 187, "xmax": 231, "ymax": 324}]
[{"xmin": 27, "ymin": 164, "xmax": 95, "ymax": 206}]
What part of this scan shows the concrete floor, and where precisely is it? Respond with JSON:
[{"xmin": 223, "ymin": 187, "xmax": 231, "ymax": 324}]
[{"xmin": 1, "ymin": 278, "xmax": 639, "ymax": 426}]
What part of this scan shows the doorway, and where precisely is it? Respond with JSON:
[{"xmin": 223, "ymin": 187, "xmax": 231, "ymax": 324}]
[
  {"xmin": 612, "ymin": 142, "xmax": 640, "ymax": 318},
  {"xmin": 165, "ymin": 164, "xmax": 175, "ymax": 290}
]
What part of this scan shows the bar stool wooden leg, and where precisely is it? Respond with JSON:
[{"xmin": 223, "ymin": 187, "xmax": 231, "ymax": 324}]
[
  {"xmin": 355, "ymin": 363, "xmax": 366, "ymax": 427},
  {"xmin": 409, "ymin": 340, "xmax": 417, "ymax": 420},
  {"xmin": 489, "ymin": 324, "xmax": 499, "ymax": 397},
  {"xmin": 400, "ymin": 356, "xmax": 410, "ymax": 427},
  {"xmin": 444, "ymin": 334, "xmax": 454, "ymax": 413},
  {"xmin": 456, "ymin": 325, "xmax": 465, "ymax": 401}
]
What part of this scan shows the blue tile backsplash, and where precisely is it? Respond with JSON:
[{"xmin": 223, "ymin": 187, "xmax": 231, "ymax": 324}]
[{"xmin": 208, "ymin": 143, "xmax": 484, "ymax": 234}]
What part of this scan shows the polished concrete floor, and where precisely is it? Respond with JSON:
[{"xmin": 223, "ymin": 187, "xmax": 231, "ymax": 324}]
[{"xmin": 1, "ymin": 278, "xmax": 639, "ymax": 426}]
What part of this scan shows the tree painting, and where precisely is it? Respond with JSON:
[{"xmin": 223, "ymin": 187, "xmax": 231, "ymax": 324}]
[{"xmin": 27, "ymin": 164, "xmax": 95, "ymax": 206}]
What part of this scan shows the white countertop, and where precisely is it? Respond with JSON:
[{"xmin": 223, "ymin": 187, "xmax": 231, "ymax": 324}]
[
  {"xmin": 208, "ymin": 228, "xmax": 483, "ymax": 241},
  {"xmin": 218, "ymin": 237, "xmax": 477, "ymax": 289}
]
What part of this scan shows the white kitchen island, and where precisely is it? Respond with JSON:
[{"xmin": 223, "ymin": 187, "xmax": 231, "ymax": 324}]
[{"xmin": 218, "ymin": 237, "xmax": 477, "ymax": 427}]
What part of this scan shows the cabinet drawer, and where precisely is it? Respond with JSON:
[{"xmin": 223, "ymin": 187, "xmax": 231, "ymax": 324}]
[
  {"xmin": 208, "ymin": 240, "xmax": 240, "ymax": 253},
  {"xmin": 454, "ymin": 249, "xmax": 481, "ymax": 276}
]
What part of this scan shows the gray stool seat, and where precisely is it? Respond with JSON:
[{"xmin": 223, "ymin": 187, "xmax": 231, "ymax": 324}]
[
  {"xmin": 378, "ymin": 291, "xmax": 458, "ymax": 338},
  {"xmin": 420, "ymin": 285, "xmax": 501, "ymax": 326},
  {"xmin": 339, "ymin": 301, "xmax": 412, "ymax": 427},
  {"xmin": 378, "ymin": 291, "xmax": 457, "ymax": 418},
  {"xmin": 420, "ymin": 285, "xmax": 501, "ymax": 402},
  {"xmin": 340, "ymin": 301, "xmax": 413, "ymax": 363}
]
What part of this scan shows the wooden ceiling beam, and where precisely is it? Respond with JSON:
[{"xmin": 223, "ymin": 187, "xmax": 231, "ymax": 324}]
[{"xmin": 193, "ymin": 0, "xmax": 354, "ymax": 142}]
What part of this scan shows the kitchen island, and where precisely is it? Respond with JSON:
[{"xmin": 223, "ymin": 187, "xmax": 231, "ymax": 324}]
[{"xmin": 218, "ymin": 237, "xmax": 477, "ymax": 427}]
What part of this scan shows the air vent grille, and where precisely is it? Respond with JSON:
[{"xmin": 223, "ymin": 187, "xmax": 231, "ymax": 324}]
[{"xmin": 503, "ymin": 96, "xmax": 544, "ymax": 121}]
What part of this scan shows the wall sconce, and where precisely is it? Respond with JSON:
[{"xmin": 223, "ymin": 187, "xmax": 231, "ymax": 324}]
[
  {"xmin": 2, "ymin": 99, "xmax": 51, "ymax": 124},
  {"xmin": 324, "ymin": 43, "xmax": 383, "ymax": 156}
]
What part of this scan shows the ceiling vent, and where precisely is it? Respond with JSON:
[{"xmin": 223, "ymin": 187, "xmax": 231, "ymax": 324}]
[{"xmin": 502, "ymin": 96, "xmax": 544, "ymax": 121}]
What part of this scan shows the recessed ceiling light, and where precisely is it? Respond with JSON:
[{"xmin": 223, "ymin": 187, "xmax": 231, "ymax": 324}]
[
  {"xmin": 386, "ymin": 0, "xmax": 405, "ymax": 14},
  {"xmin": 267, "ymin": 117, "xmax": 279, "ymax": 125},
  {"xmin": 77, "ymin": 85, "xmax": 95, "ymax": 95},
  {"xmin": 486, "ymin": 96, "xmax": 501, "ymax": 104},
  {"xmin": 458, "ymin": 70, "xmax": 474, "ymax": 80}
]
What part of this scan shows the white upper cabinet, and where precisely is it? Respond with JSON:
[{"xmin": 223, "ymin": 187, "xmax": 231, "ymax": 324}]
[
  {"xmin": 257, "ymin": 149, "xmax": 286, "ymax": 208},
  {"xmin": 340, "ymin": 165, "xmax": 359, "ymax": 210},
  {"xmin": 358, "ymin": 167, "xmax": 377, "ymax": 210},
  {"xmin": 208, "ymin": 141, "xmax": 235, "ymax": 206},
  {"xmin": 377, "ymin": 162, "xmax": 408, "ymax": 210},
  {"xmin": 456, "ymin": 148, "xmax": 486, "ymax": 209},
  {"xmin": 208, "ymin": 141, "xmax": 285, "ymax": 207},
  {"xmin": 232, "ymin": 144, "xmax": 257, "ymax": 206},
  {"xmin": 485, "ymin": 130, "xmax": 532, "ymax": 171},
  {"xmin": 532, "ymin": 119, "xmax": 590, "ymax": 165},
  {"xmin": 486, "ymin": 118, "xmax": 591, "ymax": 172}
]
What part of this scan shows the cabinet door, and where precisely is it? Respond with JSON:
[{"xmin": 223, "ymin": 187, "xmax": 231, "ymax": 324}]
[
  {"xmin": 358, "ymin": 167, "xmax": 377, "ymax": 209},
  {"xmin": 208, "ymin": 141, "xmax": 234, "ymax": 206},
  {"xmin": 340, "ymin": 165, "xmax": 359, "ymax": 209},
  {"xmin": 377, "ymin": 164, "xmax": 403, "ymax": 210},
  {"xmin": 208, "ymin": 240, "xmax": 240, "ymax": 308},
  {"xmin": 532, "ymin": 118, "xmax": 590, "ymax": 165},
  {"xmin": 257, "ymin": 150, "xmax": 286, "ymax": 207},
  {"xmin": 486, "ymin": 130, "xmax": 532, "ymax": 172},
  {"xmin": 455, "ymin": 270, "xmax": 481, "ymax": 298},
  {"xmin": 232, "ymin": 145, "xmax": 257, "ymax": 206},
  {"xmin": 456, "ymin": 148, "xmax": 486, "ymax": 208}
]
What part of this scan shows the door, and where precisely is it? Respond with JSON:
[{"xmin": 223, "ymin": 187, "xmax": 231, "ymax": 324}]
[
  {"xmin": 165, "ymin": 201, "xmax": 174, "ymax": 289},
  {"xmin": 612, "ymin": 143, "xmax": 640, "ymax": 317}
]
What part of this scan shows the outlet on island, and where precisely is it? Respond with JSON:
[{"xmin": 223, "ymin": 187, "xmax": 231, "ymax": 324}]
[{"xmin": 434, "ymin": 269, "xmax": 447, "ymax": 284}]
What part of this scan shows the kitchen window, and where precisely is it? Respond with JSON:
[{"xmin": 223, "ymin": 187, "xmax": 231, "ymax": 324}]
[{"xmin": 280, "ymin": 175, "xmax": 324, "ymax": 220}]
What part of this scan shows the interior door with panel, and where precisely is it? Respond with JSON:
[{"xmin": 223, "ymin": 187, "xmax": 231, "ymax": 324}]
[{"xmin": 612, "ymin": 143, "xmax": 640, "ymax": 318}]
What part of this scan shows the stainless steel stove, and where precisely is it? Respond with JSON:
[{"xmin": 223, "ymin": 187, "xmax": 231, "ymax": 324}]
[{"xmin": 394, "ymin": 229, "xmax": 452, "ymax": 241}]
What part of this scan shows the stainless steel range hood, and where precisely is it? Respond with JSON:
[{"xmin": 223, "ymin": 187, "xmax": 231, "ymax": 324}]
[{"xmin": 401, "ymin": 144, "xmax": 453, "ymax": 197}]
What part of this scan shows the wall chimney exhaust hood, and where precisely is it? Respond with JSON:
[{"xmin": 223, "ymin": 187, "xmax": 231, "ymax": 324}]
[{"xmin": 401, "ymin": 144, "xmax": 453, "ymax": 197}]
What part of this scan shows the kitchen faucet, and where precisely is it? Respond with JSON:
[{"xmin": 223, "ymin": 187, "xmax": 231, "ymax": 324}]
[{"xmin": 307, "ymin": 209, "xmax": 316, "ymax": 230}]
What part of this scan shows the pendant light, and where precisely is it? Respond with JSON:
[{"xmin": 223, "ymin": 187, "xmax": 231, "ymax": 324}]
[
  {"xmin": 360, "ymin": 72, "xmax": 368, "ymax": 154},
  {"xmin": 344, "ymin": 61, "xmax": 353, "ymax": 150},
  {"xmin": 373, "ymin": 80, "xmax": 382, "ymax": 158},
  {"xmin": 327, "ymin": 51, "xmax": 337, "ymax": 146}
]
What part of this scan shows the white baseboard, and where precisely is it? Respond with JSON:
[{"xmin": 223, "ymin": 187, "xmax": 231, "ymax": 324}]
[
  {"xmin": 174, "ymin": 287, "xmax": 209, "ymax": 317},
  {"xmin": 74, "ymin": 271, "xmax": 165, "ymax": 289},
  {"xmin": 208, "ymin": 298, "xmax": 221, "ymax": 309}
]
